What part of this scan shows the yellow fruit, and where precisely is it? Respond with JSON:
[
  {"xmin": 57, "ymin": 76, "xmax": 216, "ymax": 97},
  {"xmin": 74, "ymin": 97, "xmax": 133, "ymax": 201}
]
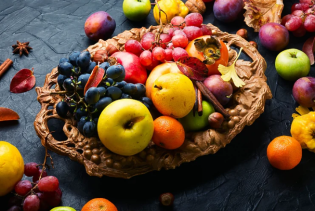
[
  {"xmin": 153, "ymin": 0, "xmax": 189, "ymax": 24},
  {"xmin": 0, "ymin": 141, "xmax": 24, "ymax": 196},
  {"xmin": 152, "ymin": 73, "xmax": 195, "ymax": 118},
  {"xmin": 97, "ymin": 99, "xmax": 154, "ymax": 156}
]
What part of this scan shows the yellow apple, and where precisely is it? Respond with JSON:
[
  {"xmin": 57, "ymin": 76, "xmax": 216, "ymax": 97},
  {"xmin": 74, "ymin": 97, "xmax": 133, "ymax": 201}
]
[{"xmin": 97, "ymin": 99, "xmax": 154, "ymax": 156}]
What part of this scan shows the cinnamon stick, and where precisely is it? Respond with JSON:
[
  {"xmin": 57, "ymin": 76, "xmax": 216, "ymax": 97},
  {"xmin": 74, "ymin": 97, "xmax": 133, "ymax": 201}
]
[
  {"xmin": 0, "ymin": 59, "xmax": 13, "ymax": 78},
  {"xmin": 195, "ymin": 81, "xmax": 230, "ymax": 119},
  {"xmin": 197, "ymin": 88, "xmax": 203, "ymax": 116}
]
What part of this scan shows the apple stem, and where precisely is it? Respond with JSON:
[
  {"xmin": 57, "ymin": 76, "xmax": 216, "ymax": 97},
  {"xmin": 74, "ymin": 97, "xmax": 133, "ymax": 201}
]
[
  {"xmin": 154, "ymin": 85, "xmax": 162, "ymax": 90},
  {"xmin": 290, "ymin": 52, "xmax": 297, "ymax": 58}
]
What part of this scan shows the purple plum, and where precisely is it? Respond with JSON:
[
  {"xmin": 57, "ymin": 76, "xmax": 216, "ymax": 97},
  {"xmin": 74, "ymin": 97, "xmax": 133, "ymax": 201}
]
[
  {"xmin": 259, "ymin": 23, "xmax": 289, "ymax": 51},
  {"xmin": 293, "ymin": 77, "xmax": 315, "ymax": 108},
  {"xmin": 213, "ymin": 0, "xmax": 243, "ymax": 23},
  {"xmin": 84, "ymin": 11, "xmax": 116, "ymax": 41},
  {"xmin": 203, "ymin": 75, "xmax": 233, "ymax": 106}
]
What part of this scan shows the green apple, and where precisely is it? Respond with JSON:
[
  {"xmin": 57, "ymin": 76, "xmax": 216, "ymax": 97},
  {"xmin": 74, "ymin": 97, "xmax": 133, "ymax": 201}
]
[
  {"xmin": 123, "ymin": 0, "xmax": 151, "ymax": 21},
  {"xmin": 179, "ymin": 101, "xmax": 215, "ymax": 131},
  {"xmin": 97, "ymin": 99, "xmax": 154, "ymax": 156},
  {"xmin": 275, "ymin": 49, "xmax": 310, "ymax": 81},
  {"xmin": 50, "ymin": 207, "xmax": 76, "ymax": 211}
]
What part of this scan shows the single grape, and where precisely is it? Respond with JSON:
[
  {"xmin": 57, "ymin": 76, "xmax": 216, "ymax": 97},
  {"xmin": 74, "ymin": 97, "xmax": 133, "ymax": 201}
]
[
  {"xmin": 37, "ymin": 187, "xmax": 62, "ymax": 207},
  {"xmin": 173, "ymin": 30, "xmax": 186, "ymax": 37},
  {"xmin": 135, "ymin": 83, "xmax": 146, "ymax": 97},
  {"xmin": 83, "ymin": 121, "xmax": 97, "ymax": 137},
  {"xmin": 185, "ymin": 13, "xmax": 203, "ymax": 27},
  {"xmin": 120, "ymin": 93, "xmax": 132, "ymax": 99},
  {"xmin": 59, "ymin": 58, "xmax": 69, "ymax": 64},
  {"xmin": 140, "ymin": 32, "xmax": 155, "ymax": 50},
  {"xmin": 38, "ymin": 176, "xmax": 59, "ymax": 192},
  {"xmin": 142, "ymin": 102, "xmax": 150, "ymax": 109},
  {"xmin": 62, "ymin": 78, "xmax": 74, "ymax": 92},
  {"xmin": 87, "ymin": 61, "xmax": 97, "ymax": 74},
  {"xmin": 152, "ymin": 47, "xmax": 166, "ymax": 61},
  {"xmin": 76, "ymin": 51, "xmax": 91, "ymax": 68},
  {"xmin": 14, "ymin": 180, "xmax": 32, "ymax": 196},
  {"xmin": 122, "ymin": 83, "xmax": 138, "ymax": 96},
  {"xmin": 24, "ymin": 162, "xmax": 39, "ymax": 177},
  {"xmin": 99, "ymin": 62, "xmax": 110, "ymax": 70},
  {"xmin": 183, "ymin": 26, "xmax": 203, "ymax": 41},
  {"xmin": 85, "ymin": 87, "xmax": 101, "ymax": 105},
  {"xmin": 103, "ymin": 78, "xmax": 115, "ymax": 87},
  {"xmin": 292, "ymin": 10, "xmax": 305, "ymax": 20},
  {"xmin": 165, "ymin": 49, "xmax": 173, "ymax": 61},
  {"xmin": 140, "ymin": 50, "xmax": 153, "ymax": 66},
  {"xmin": 200, "ymin": 25, "xmax": 212, "ymax": 35},
  {"xmin": 106, "ymin": 86, "xmax": 122, "ymax": 100},
  {"xmin": 291, "ymin": 3, "xmax": 309, "ymax": 12},
  {"xmin": 77, "ymin": 116, "xmax": 88, "ymax": 134},
  {"xmin": 69, "ymin": 51, "xmax": 80, "ymax": 66},
  {"xmin": 23, "ymin": 195, "xmax": 40, "ymax": 211},
  {"xmin": 125, "ymin": 40, "xmax": 143, "ymax": 56},
  {"xmin": 172, "ymin": 47, "xmax": 189, "ymax": 61},
  {"xmin": 159, "ymin": 33, "xmax": 172, "ymax": 48},
  {"xmin": 141, "ymin": 97, "xmax": 153, "ymax": 107},
  {"xmin": 78, "ymin": 73, "xmax": 91, "ymax": 89},
  {"xmin": 57, "ymin": 62, "xmax": 73, "ymax": 77},
  {"xmin": 95, "ymin": 97, "xmax": 112, "ymax": 111},
  {"xmin": 304, "ymin": 14, "xmax": 315, "ymax": 32},
  {"xmin": 172, "ymin": 34, "xmax": 188, "ymax": 48},
  {"xmin": 114, "ymin": 69, "xmax": 125, "ymax": 82},
  {"xmin": 115, "ymin": 81, "xmax": 127, "ymax": 88},
  {"xmin": 168, "ymin": 27, "xmax": 180, "ymax": 37},
  {"xmin": 7, "ymin": 206, "xmax": 22, "ymax": 211},
  {"xmin": 281, "ymin": 14, "xmax": 294, "ymax": 25},
  {"xmin": 56, "ymin": 101, "xmax": 69, "ymax": 118},
  {"xmin": 57, "ymin": 74, "xmax": 67, "ymax": 90},
  {"xmin": 145, "ymin": 56, "xmax": 160, "ymax": 71},
  {"xmin": 292, "ymin": 24, "xmax": 307, "ymax": 37},
  {"xmin": 213, "ymin": 0, "xmax": 243, "ymax": 23},
  {"xmin": 171, "ymin": 16, "xmax": 185, "ymax": 27},
  {"xmin": 33, "ymin": 169, "xmax": 48, "ymax": 183},
  {"xmin": 97, "ymin": 86, "xmax": 107, "ymax": 97},
  {"xmin": 285, "ymin": 16, "xmax": 303, "ymax": 31},
  {"xmin": 167, "ymin": 42, "xmax": 174, "ymax": 49},
  {"xmin": 75, "ymin": 107, "xmax": 88, "ymax": 120},
  {"xmin": 106, "ymin": 65, "xmax": 124, "ymax": 79}
]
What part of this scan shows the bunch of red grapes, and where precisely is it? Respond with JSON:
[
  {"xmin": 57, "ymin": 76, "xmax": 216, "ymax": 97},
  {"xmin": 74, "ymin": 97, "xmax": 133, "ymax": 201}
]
[
  {"xmin": 124, "ymin": 13, "xmax": 212, "ymax": 70},
  {"xmin": 7, "ymin": 162, "xmax": 61, "ymax": 211},
  {"xmin": 282, "ymin": 0, "xmax": 315, "ymax": 37}
]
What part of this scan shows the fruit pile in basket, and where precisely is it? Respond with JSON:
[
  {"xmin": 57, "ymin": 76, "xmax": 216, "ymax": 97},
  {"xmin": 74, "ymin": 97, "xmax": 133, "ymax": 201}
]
[{"xmin": 54, "ymin": 13, "xmax": 244, "ymax": 157}]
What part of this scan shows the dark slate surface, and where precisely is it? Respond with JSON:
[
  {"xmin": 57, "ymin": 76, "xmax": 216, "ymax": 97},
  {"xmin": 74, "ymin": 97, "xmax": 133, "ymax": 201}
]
[{"xmin": 1, "ymin": 0, "xmax": 315, "ymax": 210}]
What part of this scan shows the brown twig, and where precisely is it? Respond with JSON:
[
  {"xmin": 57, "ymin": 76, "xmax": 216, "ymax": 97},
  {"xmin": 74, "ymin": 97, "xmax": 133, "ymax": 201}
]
[
  {"xmin": 195, "ymin": 81, "xmax": 230, "ymax": 119},
  {"xmin": 197, "ymin": 88, "xmax": 203, "ymax": 116},
  {"xmin": 0, "ymin": 58, "xmax": 13, "ymax": 78}
]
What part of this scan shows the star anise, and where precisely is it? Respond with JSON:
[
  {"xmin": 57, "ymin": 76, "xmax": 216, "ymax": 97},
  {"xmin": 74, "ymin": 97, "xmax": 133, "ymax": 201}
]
[{"xmin": 12, "ymin": 41, "xmax": 32, "ymax": 56}]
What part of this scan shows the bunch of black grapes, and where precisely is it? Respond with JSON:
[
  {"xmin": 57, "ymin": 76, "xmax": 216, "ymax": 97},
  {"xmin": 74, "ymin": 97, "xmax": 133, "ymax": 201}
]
[{"xmin": 55, "ymin": 51, "xmax": 153, "ymax": 138}]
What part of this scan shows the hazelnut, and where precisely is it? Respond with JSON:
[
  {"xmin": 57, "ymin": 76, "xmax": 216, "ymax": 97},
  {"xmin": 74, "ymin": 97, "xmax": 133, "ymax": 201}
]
[
  {"xmin": 159, "ymin": 193, "xmax": 174, "ymax": 206},
  {"xmin": 106, "ymin": 44, "xmax": 119, "ymax": 56},
  {"xmin": 236, "ymin": 29, "xmax": 248, "ymax": 40},
  {"xmin": 208, "ymin": 112, "xmax": 224, "ymax": 129},
  {"xmin": 93, "ymin": 49, "xmax": 108, "ymax": 64},
  {"xmin": 185, "ymin": 0, "xmax": 206, "ymax": 14},
  {"xmin": 249, "ymin": 41, "xmax": 258, "ymax": 49}
]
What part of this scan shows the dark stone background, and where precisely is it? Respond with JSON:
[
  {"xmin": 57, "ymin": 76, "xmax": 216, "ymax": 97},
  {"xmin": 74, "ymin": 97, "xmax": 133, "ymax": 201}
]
[{"xmin": 1, "ymin": 0, "xmax": 315, "ymax": 210}]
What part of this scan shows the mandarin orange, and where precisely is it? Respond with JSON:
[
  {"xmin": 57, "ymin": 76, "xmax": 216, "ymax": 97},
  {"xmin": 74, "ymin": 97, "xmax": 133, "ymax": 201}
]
[{"xmin": 81, "ymin": 198, "xmax": 118, "ymax": 211}]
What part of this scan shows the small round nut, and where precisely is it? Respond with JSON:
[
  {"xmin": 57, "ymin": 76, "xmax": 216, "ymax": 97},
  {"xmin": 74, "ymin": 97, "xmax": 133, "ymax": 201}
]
[
  {"xmin": 208, "ymin": 112, "xmax": 224, "ymax": 129},
  {"xmin": 249, "ymin": 41, "xmax": 258, "ymax": 49},
  {"xmin": 236, "ymin": 29, "xmax": 248, "ymax": 40},
  {"xmin": 93, "ymin": 49, "xmax": 108, "ymax": 64},
  {"xmin": 84, "ymin": 149, "xmax": 92, "ymax": 159},
  {"xmin": 91, "ymin": 154, "xmax": 100, "ymax": 164},
  {"xmin": 159, "ymin": 193, "xmax": 174, "ymax": 206}
]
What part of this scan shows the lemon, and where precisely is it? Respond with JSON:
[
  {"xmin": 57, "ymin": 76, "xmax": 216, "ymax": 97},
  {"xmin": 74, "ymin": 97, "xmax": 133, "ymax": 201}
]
[{"xmin": 0, "ymin": 141, "xmax": 24, "ymax": 196}]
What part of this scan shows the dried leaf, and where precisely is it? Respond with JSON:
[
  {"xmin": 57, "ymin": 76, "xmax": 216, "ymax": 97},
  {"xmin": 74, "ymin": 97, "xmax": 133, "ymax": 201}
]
[
  {"xmin": 10, "ymin": 68, "xmax": 36, "ymax": 93},
  {"xmin": 176, "ymin": 57, "xmax": 209, "ymax": 81},
  {"xmin": 244, "ymin": 0, "xmax": 284, "ymax": 32},
  {"xmin": 84, "ymin": 65, "xmax": 105, "ymax": 94},
  {"xmin": 218, "ymin": 48, "xmax": 245, "ymax": 88},
  {"xmin": 302, "ymin": 36, "xmax": 315, "ymax": 65},
  {"xmin": 0, "ymin": 107, "xmax": 19, "ymax": 121}
]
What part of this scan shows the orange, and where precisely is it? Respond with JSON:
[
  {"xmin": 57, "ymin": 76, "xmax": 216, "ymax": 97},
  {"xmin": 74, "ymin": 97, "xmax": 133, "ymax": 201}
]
[
  {"xmin": 267, "ymin": 136, "xmax": 302, "ymax": 170},
  {"xmin": 81, "ymin": 198, "xmax": 118, "ymax": 211},
  {"xmin": 152, "ymin": 116, "xmax": 185, "ymax": 150}
]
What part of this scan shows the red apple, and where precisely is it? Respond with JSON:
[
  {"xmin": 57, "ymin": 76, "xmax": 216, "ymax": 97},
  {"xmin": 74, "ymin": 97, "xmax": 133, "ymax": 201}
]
[{"xmin": 111, "ymin": 52, "xmax": 147, "ymax": 84}]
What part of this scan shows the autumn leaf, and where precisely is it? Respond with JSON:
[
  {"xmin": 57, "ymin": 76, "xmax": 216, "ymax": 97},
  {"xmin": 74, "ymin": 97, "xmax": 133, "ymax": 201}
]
[
  {"xmin": 302, "ymin": 36, "xmax": 315, "ymax": 65},
  {"xmin": 244, "ymin": 0, "xmax": 284, "ymax": 32},
  {"xmin": 176, "ymin": 57, "xmax": 209, "ymax": 81},
  {"xmin": 0, "ymin": 107, "xmax": 19, "ymax": 121},
  {"xmin": 10, "ymin": 68, "xmax": 36, "ymax": 93},
  {"xmin": 84, "ymin": 65, "xmax": 105, "ymax": 94}
]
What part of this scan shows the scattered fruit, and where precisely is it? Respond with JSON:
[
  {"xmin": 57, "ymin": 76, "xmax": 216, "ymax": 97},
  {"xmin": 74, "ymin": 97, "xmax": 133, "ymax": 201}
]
[
  {"xmin": 153, "ymin": 0, "xmax": 189, "ymax": 24},
  {"xmin": 179, "ymin": 101, "xmax": 215, "ymax": 131},
  {"xmin": 123, "ymin": 0, "xmax": 151, "ymax": 21},
  {"xmin": 213, "ymin": 0, "xmax": 243, "ymax": 23},
  {"xmin": 0, "ymin": 141, "xmax": 24, "ymax": 196},
  {"xmin": 151, "ymin": 73, "xmax": 195, "ymax": 118},
  {"xmin": 208, "ymin": 112, "xmax": 224, "ymax": 129},
  {"xmin": 97, "ymin": 99, "xmax": 154, "ymax": 156},
  {"xmin": 82, "ymin": 198, "xmax": 118, "ymax": 211},
  {"xmin": 267, "ymin": 136, "xmax": 302, "ymax": 170},
  {"xmin": 293, "ymin": 77, "xmax": 315, "ymax": 108},
  {"xmin": 159, "ymin": 192, "xmax": 174, "ymax": 206},
  {"xmin": 275, "ymin": 49, "xmax": 310, "ymax": 81},
  {"xmin": 259, "ymin": 23, "xmax": 289, "ymax": 51},
  {"xmin": 236, "ymin": 28, "xmax": 248, "ymax": 39},
  {"xmin": 84, "ymin": 11, "xmax": 116, "ymax": 41}
]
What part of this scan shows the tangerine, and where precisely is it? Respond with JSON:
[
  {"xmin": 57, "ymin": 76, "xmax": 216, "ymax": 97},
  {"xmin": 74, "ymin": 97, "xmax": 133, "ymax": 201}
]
[
  {"xmin": 152, "ymin": 116, "xmax": 185, "ymax": 150},
  {"xmin": 81, "ymin": 198, "xmax": 118, "ymax": 211},
  {"xmin": 267, "ymin": 136, "xmax": 302, "ymax": 170}
]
